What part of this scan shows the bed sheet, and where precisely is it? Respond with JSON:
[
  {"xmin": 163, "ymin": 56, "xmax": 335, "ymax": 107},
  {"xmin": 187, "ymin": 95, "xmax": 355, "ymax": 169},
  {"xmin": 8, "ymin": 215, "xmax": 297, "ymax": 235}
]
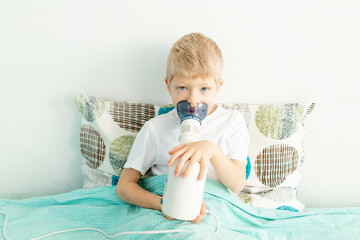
[{"xmin": 1, "ymin": 175, "xmax": 360, "ymax": 240}]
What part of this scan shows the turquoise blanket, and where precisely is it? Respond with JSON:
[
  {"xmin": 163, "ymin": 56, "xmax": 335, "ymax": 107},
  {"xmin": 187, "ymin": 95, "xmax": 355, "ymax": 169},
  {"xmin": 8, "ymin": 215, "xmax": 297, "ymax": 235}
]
[{"xmin": 1, "ymin": 175, "xmax": 359, "ymax": 240}]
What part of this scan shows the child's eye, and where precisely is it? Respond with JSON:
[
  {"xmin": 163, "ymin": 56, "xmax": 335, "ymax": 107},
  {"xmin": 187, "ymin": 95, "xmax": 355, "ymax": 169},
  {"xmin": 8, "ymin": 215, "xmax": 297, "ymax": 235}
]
[
  {"xmin": 179, "ymin": 86, "xmax": 187, "ymax": 90},
  {"xmin": 201, "ymin": 87, "xmax": 208, "ymax": 92}
]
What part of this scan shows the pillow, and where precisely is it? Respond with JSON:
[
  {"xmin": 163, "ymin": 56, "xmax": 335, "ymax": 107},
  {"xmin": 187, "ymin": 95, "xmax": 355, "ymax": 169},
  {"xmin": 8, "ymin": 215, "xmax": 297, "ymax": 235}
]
[
  {"xmin": 236, "ymin": 187, "xmax": 304, "ymax": 212},
  {"xmin": 220, "ymin": 102, "xmax": 315, "ymax": 212},
  {"xmin": 220, "ymin": 103, "xmax": 315, "ymax": 187},
  {"xmin": 75, "ymin": 94, "xmax": 315, "ymax": 211},
  {"xmin": 75, "ymin": 94, "xmax": 161, "ymax": 188}
]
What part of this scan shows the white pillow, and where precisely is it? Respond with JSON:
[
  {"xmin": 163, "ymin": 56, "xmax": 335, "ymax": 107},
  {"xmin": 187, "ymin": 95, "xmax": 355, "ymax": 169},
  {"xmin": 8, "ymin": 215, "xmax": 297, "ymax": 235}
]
[
  {"xmin": 75, "ymin": 94, "xmax": 160, "ymax": 187},
  {"xmin": 75, "ymin": 94, "xmax": 315, "ymax": 211},
  {"xmin": 221, "ymin": 103, "xmax": 315, "ymax": 211}
]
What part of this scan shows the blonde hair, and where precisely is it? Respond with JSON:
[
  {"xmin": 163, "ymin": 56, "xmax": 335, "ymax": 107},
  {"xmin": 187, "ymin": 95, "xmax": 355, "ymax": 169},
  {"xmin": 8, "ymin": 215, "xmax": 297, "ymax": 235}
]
[{"xmin": 166, "ymin": 33, "xmax": 223, "ymax": 84}]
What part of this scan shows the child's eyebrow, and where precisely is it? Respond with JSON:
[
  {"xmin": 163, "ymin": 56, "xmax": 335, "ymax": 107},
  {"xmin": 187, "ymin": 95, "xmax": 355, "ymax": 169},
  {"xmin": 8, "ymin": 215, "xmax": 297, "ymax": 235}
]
[{"xmin": 174, "ymin": 81, "xmax": 187, "ymax": 86}]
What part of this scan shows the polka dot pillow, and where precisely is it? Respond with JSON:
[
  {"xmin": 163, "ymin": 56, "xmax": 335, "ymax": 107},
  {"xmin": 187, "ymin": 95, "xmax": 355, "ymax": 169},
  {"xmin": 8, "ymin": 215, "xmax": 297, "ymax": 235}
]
[
  {"xmin": 74, "ymin": 94, "xmax": 162, "ymax": 188},
  {"xmin": 220, "ymin": 103, "xmax": 315, "ymax": 211},
  {"xmin": 75, "ymin": 94, "xmax": 315, "ymax": 211},
  {"xmin": 220, "ymin": 103, "xmax": 315, "ymax": 188}
]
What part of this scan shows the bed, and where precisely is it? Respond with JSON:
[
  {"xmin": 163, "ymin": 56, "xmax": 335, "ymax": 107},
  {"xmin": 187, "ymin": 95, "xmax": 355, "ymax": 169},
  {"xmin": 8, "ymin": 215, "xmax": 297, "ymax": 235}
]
[
  {"xmin": 1, "ymin": 94, "xmax": 360, "ymax": 240},
  {"xmin": 1, "ymin": 175, "xmax": 360, "ymax": 240}
]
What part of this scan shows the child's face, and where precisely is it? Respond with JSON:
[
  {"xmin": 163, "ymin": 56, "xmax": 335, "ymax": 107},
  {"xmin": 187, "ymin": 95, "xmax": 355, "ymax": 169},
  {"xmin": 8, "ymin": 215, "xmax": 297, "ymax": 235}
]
[{"xmin": 165, "ymin": 75, "xmax": 223, "ymax": 115}]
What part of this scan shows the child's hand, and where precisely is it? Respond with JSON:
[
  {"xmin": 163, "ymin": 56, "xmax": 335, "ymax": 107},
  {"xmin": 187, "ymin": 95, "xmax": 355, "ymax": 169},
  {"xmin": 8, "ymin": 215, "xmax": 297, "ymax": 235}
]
[
  {"xmin": 189, "ymin": 201, "xmax": 206, "ymax": 223},
  {"xmin": 168, "ymin": 140, "xmax": 217, "ymax": 181},
  {"xmin": 162, "ymin": 210, "xmax": 175, "ymax": 221},
  {"xmin": 161, "ymin": 201, "xmax": 206, "ymax": 223}
]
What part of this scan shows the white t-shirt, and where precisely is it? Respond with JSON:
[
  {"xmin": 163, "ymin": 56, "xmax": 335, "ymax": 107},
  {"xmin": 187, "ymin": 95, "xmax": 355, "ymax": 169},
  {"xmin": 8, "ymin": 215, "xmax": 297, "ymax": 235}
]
[{"xmin": 123, "ymin": 105, "xmax": 249, "ymax": 183}]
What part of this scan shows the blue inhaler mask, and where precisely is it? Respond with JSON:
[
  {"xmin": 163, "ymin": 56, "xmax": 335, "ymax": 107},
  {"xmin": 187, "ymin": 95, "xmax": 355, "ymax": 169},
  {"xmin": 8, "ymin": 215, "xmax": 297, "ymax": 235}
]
[
  {"xmin": 161, "ymin": 100, "xmax": 208, "ymax": 221},
  {"xmin": 176, "ymin": 100, "xmax": 208, "ymax": 123},
  {"xmin": 176, "ymin": 100, "xmax": 208, "ymax": 144}
]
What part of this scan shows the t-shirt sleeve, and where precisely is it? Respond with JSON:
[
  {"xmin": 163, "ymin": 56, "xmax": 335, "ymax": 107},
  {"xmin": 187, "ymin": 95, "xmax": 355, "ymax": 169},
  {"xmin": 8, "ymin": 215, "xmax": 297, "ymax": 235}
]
[
  {"xmin": 227, "ymin": 111, "xmax": 249, "ymax": 164},
  {"xmin": 123, "ymin": 121, "xmax": 157, "ymax": 175}
]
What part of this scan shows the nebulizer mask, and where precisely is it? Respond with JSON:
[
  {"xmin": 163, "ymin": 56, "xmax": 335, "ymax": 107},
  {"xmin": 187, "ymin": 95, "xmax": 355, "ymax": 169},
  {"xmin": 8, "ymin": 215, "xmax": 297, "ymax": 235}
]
[{"xmin": 161, "ymin": 100, "xmax": 208, "ymax": 220}]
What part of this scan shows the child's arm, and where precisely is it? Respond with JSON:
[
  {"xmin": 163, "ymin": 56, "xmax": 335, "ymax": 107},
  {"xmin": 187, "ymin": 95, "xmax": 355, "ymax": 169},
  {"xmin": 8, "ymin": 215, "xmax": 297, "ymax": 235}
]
[
  {"xmin": 208, "ymin": 142, "xmax": 246, "ymax": 193},
  {"xmin": 116, "ymin": 168, "xmax": 162, "ymax": 211},
  {"xmin": 168, "ymin": 140, "xmax": 246, "ymax": 193}
]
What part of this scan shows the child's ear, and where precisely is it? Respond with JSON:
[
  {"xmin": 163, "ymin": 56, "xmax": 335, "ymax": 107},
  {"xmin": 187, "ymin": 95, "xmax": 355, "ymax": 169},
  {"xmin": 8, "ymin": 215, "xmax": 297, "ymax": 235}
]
[
  {"xmin": 165, "ymin": 77, "xmax": 171, "ymax": 94},
  {"xmin": 218, "ymin": 80, "xmax": 224, "ymax": 89},
  {"xmin": 219, "ymin": 80, "xmax": 224, "ymax": 87}
]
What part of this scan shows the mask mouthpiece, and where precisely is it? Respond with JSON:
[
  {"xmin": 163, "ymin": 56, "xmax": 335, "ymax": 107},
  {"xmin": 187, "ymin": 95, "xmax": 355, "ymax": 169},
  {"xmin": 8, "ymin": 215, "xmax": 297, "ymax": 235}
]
[{"xmin": 176, "ymin": 100, "xmax": 208, "ymax": 123}]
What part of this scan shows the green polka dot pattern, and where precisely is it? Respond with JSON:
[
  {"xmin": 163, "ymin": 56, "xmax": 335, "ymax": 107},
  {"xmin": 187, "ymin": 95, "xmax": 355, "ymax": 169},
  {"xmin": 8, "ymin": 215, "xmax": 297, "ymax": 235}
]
[
  {"xmin": 80, "ymin": 125, "xmax": 106, "ymax": 168},
  {"xmin": 255, "ymin": 144, "xmax": 299, "ymax": 187},
  {"xmin": 255, "ymin": 104, "xmax": 304, "ymax": 140},
  {"xmin": 236, "ymin": 193, "xmax": 251, "ymax": 203},
  {"xmin": 75, "ymin": 94, "xmax": 105, "ymax": 122},
  {"xmin": 109, "ymin": 135, "xmax": 136, "ymax": 175}
]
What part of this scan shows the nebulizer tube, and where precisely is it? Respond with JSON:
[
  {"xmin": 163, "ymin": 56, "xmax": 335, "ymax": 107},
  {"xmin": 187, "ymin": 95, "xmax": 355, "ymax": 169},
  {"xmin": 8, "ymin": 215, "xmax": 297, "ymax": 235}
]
[{"xmin": 161, "ymin": 100, "xmax": 208, "ymax": 220}]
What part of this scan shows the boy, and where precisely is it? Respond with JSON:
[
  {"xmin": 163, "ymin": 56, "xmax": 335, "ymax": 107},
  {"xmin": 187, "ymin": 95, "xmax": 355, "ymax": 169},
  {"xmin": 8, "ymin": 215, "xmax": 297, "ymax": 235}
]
[{"xmin": 116, "ymin": 33, "xmax": 249, "ymax": 223}]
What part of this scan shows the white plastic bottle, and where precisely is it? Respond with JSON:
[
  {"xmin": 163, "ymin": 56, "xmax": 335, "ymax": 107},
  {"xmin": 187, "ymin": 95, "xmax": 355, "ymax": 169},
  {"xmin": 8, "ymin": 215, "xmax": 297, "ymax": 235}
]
[{"xmin": 161, "ymin": 101, "xmax": 208, "ymax": 220}]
